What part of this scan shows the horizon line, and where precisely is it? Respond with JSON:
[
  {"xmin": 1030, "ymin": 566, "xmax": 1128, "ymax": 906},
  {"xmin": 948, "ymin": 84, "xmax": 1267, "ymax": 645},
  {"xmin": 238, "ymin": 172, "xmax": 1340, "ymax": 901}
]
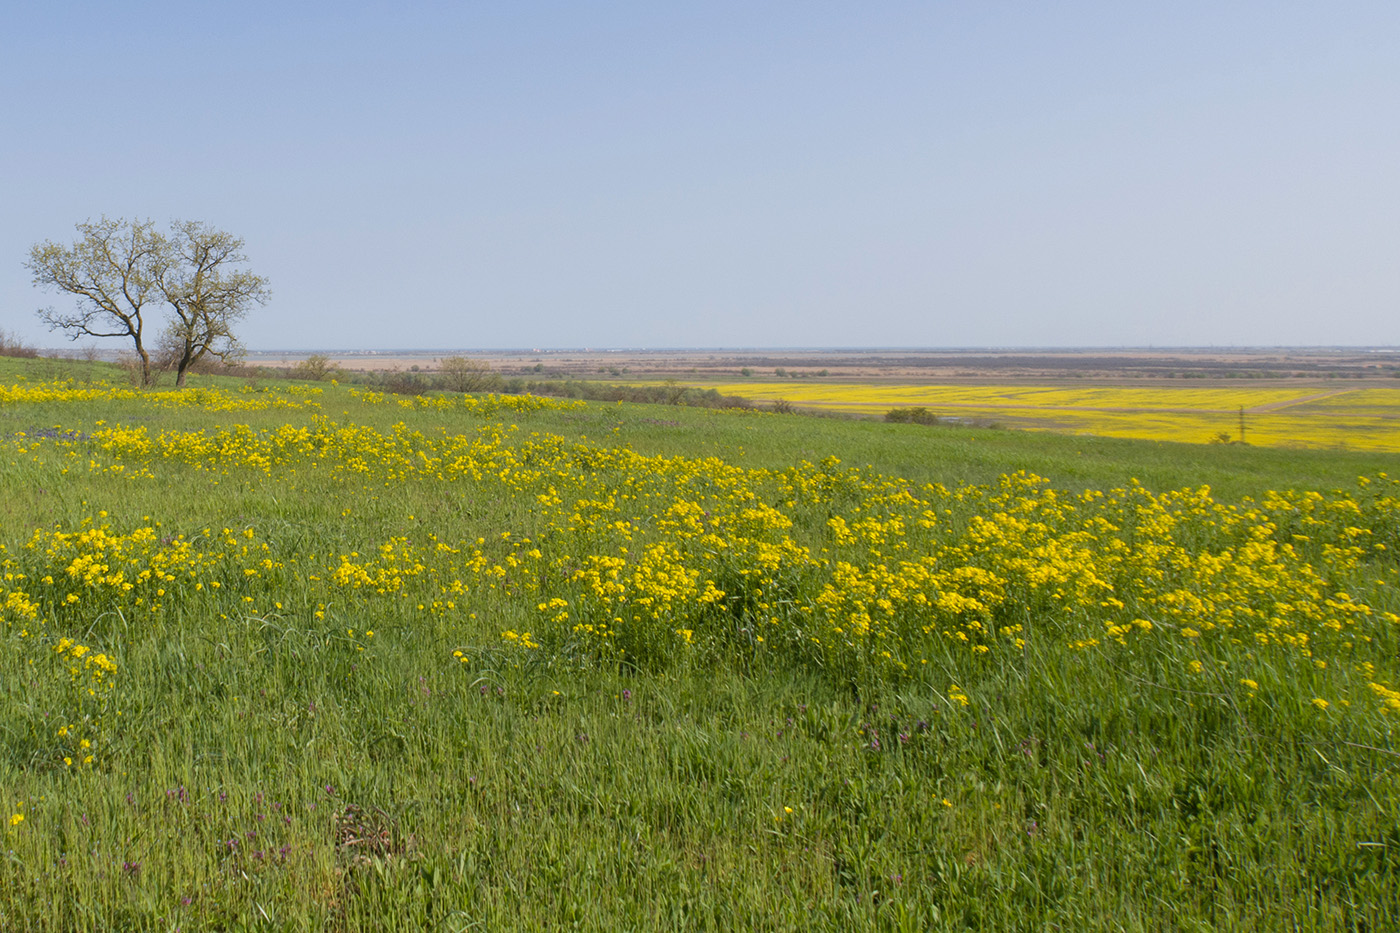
[{"xmin": 224, "ymin": 345, "xmax": 1400, "ymax": 355}]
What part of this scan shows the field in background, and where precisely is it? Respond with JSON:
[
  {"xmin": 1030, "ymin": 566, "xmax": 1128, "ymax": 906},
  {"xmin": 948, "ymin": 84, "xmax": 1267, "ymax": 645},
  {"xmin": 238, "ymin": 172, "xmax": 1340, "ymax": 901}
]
[
  {"xmin": 666, "ymin": 381, "xmax": 1400, "ymax": 451},
  {"xmin": 242, "ymin": 346, "xmax": 1400, "ymax": 384},
  {"xmin": 2, "ymin": 355, "xmax": 1399, "ymax": 930},
  {"xmin": 239, "ymin": 347, "xmax": 1400, "ymax": 452}
]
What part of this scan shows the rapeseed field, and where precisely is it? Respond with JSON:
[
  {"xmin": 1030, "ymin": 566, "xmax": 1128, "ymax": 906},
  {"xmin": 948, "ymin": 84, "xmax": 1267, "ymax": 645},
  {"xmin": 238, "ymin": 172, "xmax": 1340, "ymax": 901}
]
[
  {"xmin": 2, "ymin": 365, "xmax": 1397, "ymax": 930},
  {"xmin": 693, "ymin": 381, "xmax": 1400, "ymax": 451}
]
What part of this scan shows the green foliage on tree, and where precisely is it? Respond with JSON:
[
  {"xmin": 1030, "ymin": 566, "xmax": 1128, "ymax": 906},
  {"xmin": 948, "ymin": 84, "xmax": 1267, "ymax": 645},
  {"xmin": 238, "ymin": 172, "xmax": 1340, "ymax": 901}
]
[{"xmin": 27, "ymin": 217, "xmax": 269, "ymax": 387}]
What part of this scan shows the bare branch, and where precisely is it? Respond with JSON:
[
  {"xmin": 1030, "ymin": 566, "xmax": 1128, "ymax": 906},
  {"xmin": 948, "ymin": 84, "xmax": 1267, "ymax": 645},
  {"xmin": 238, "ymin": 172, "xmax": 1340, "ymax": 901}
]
[
  {"xmin": 153, "ymin": 219, "xmax": 270, "ymax": 386},
  {"xmin": 27, "ymin": 217, "xmax": 160, "ymax": 385},
  {"xmin": 27, "ymin": 216, "xmax": 268, "ymax": 387}
]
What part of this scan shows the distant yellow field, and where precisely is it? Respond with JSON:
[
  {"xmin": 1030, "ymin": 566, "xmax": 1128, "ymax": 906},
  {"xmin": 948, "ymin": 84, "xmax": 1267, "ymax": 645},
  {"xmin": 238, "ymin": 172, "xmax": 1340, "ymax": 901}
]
[{"xmin": 681, "ymin": 382, "xmax": 1400, "ymax": 451}]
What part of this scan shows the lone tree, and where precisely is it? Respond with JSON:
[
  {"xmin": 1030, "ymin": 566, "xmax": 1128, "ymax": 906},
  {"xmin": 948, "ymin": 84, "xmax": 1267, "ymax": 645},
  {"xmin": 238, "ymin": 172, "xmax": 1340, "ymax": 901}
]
[{"xmin": 27, "ymin": 216, "xmax": 269, "ymax": 387}]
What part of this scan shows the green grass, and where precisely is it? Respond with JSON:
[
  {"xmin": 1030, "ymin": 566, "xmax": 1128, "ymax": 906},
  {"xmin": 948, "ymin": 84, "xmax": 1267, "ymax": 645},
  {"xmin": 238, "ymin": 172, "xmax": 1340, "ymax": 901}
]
[{"xmin": 1, "ymin": 356, "xmax": 1398, "ymax": 931}]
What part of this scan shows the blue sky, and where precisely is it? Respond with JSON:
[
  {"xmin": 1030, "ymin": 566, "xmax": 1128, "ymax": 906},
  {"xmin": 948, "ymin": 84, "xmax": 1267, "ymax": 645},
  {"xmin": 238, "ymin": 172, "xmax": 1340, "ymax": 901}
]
[{"xmin": 3, "ymin": 2, "xmax": 1397, "ymax": 349}]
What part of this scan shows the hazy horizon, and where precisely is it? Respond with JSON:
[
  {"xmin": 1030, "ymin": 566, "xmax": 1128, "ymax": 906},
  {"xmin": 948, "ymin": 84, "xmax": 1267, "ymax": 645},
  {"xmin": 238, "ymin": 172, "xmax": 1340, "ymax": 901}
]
[
  {"xmin": 37, "ymin": 343, "xmax": 1400, "ymax": 357},
  {"xmin": 5, "ymin": 2, "xmax": 1398, "ymax": 351}
]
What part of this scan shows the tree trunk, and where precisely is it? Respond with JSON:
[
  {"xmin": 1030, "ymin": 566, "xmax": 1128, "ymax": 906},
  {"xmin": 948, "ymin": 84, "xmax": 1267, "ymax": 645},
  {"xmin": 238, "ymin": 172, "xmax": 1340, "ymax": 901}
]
[
  {"xmin": 134, "ymin": 341, "xmax": 152, "ymax": 387},
  {"xmin": 175, "ymin": 341, "xmax": 199, "ymax": 388}
]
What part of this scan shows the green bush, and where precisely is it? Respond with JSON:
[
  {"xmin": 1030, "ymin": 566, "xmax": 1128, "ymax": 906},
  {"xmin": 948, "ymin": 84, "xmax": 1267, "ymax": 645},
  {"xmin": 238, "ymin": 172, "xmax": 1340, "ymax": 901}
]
[{"xmin": 885, "ymin": 406, "xmax": 939, "ymax": 425}]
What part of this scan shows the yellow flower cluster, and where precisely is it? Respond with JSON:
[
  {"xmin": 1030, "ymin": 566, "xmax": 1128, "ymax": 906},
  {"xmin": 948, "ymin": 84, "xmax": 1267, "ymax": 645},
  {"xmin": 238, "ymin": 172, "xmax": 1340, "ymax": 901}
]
[
  {"xmin": 39, "ymin": 638, "xmax": 117, "ymax": 768},
  {"xmin": 5, "ymin": 390, "xmax": 1398, "ymax": 715},
  {"xmin": 23, "ymin": 521, "xmax": 240, "ymax": 615},
  {"xmin": 500, "ymin": 629, "xmax": 540, "ymax": 649},
  {"xmin": 1, "ymin": 379, "xmax": 322, "ymax": 412}
]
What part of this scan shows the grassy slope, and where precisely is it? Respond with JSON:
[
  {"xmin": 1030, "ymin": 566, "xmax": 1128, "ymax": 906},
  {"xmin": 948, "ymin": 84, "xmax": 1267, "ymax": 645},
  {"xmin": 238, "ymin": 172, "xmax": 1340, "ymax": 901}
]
[
  {"xmin": 0, "ymin": 357, "xmax": 1397, "ymax": 931},
  {"xmin": 8, "ymin": 355, "xmax": 1392, "ymax": 497}
]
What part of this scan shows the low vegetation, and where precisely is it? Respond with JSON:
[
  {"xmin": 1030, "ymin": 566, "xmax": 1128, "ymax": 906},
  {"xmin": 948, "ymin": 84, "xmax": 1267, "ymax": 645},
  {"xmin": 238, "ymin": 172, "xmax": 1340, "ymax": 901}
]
[
  {"xmin": 884, "ymin": 406, "xmax": 941, "ymax": 425},
  {"xmin": 0, "ymin": 357, "xmax": 1397, "ymax": 930},
  {"xmin": 0, "ymin": 329, "xmax": 39, "ymax": 360}
]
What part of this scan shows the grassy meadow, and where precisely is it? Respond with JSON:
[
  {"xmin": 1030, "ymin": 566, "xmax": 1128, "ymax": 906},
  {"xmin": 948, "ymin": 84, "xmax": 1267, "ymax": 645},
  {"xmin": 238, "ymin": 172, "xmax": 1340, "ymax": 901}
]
[
  {"xmin": 2, "ymin": 356, "xmax": 1399, "ymax": 930},
  {"xmin": 663, "ymin": 381, "xmax": 1400, "ymax": 453}
]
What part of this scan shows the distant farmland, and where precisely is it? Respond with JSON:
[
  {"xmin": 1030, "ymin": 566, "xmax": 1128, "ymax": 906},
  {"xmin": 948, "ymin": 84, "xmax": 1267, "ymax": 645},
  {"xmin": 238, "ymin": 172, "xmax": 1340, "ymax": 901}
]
[{"xmin": 661, "ymin": 382, "xmax": 1400, "ymax": 452}]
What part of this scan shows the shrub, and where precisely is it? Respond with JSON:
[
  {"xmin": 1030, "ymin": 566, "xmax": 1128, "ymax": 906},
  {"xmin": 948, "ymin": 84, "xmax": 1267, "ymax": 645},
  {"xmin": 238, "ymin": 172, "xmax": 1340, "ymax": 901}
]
[
  {"xmin": 437, "ymin": 356, "xmax": 501, "ymax": 393},
  {"xmin": 498, "ymin": 380, "xmax": 752, "ymax": 410},
  {"xmin": 885, "ymin": 407, "xmax": 939, "ymax": 425},
  {"xmin": 293, "ymin": 354, "xmax": 340, "ymax": 381},
  {"xmin": 0, "ymin": 329, "xmax": 39, "ymax": 359}
]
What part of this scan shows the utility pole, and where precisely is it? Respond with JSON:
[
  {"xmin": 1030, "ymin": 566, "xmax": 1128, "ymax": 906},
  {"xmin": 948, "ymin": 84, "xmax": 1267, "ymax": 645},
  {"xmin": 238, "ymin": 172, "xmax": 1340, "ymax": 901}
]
[{"xmin": 1238, "ymin": 406, "xmax": 1246, "ymax": 444}]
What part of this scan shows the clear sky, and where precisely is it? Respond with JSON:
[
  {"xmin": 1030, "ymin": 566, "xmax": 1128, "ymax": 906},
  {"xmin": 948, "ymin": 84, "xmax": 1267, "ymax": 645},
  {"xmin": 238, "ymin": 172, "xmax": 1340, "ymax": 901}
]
[{"xmin": 3, "ymin": 2, "xmax": 1397, "ymax": 350}]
